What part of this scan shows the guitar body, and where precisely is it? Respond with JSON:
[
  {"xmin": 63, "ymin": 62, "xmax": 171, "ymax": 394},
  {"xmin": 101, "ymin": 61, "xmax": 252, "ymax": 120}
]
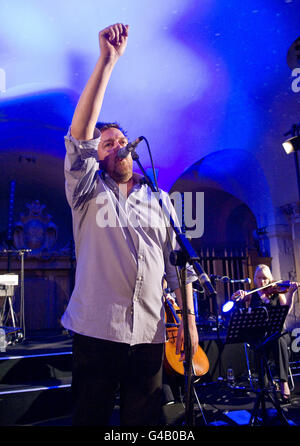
[{"xmin": 164, "ymin": 298, "xmax": 209, "ymax": 378}]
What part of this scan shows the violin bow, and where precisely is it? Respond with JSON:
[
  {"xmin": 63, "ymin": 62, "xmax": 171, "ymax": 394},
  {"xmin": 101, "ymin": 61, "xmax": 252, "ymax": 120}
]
[{"xmin": 235, "ymin": 280, "xmax": 284, "ymax": 300}]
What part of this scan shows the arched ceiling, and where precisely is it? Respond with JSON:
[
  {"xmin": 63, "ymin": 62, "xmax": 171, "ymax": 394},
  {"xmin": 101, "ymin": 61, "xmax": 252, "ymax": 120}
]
[
  {"xmin": 1, "ymin": 1, "xmax": 300, "ymax": 215},
  {"xmin": 171, "ymin": 149, "xmax": 274, "ymax": 228}
]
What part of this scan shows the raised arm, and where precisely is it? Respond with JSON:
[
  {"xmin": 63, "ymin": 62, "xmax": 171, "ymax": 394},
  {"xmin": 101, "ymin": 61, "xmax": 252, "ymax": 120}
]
[{"xmin": 71, "ymin": 23, "xmax": 129, "ymax": 141}]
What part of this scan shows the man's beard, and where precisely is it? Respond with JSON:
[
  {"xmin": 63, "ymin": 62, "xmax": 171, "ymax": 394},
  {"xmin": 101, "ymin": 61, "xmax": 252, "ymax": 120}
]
[
  {"xmin": 111, "ymin": 168, "xmax": 132, "ymax": 183},
  {"xmin": 100, "ymin": 157, "xmax": 133, "ymax": 183}
]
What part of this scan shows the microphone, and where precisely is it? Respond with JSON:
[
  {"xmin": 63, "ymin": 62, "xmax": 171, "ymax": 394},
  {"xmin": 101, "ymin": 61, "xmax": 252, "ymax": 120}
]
[
  {"xmin": 3, "ymin": 249, "xmax": 32, "ymax": 253},
  {"xmin": 117, "ymin": 136, "xmax": 144, "ymax": 159},
  {"xmin": 210, "ymin": 275, "xmax": 251, "ymax": 284},
  {"xmin": 210, "ymin": 275, "xmax": 230, "ymax": 282},
  {"xmin": 230, "ymin": 278, "xmax": 251, "ymax": 284}
]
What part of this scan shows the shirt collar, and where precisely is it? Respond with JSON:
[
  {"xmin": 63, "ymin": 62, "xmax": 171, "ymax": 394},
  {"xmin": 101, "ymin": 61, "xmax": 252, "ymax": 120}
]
[{"xmin": 99, "ymin": 169, "xmax": 145, "ymax": 190}]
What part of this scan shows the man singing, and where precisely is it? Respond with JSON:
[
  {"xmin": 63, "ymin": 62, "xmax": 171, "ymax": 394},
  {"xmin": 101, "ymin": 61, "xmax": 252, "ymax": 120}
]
[{"xmin": 62, "ymin": 23, "xmax": 199, "ymax": 426}]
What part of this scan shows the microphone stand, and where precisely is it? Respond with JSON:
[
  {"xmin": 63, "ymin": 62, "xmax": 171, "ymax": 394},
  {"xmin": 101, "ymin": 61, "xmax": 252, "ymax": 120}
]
[
  {"xmin": 3, "ymin": 248, "xmax": 32, "ymax": 340},
  {"xmin": 132, "ymin": 151, "xmax": 217, "ymax": 426}
]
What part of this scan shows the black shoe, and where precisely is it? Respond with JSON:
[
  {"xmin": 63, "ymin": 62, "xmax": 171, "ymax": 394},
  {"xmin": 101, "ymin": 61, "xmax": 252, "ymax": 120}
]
[{"xmin": 280, "ymin": 395, "xmax": 291, "ymax": 405}]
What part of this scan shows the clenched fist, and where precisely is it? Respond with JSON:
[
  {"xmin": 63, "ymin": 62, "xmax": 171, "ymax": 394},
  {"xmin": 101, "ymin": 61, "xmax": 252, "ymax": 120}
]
[{"xmin": 99, "ymin": 23, "xmax": 129, "ymax": 60}]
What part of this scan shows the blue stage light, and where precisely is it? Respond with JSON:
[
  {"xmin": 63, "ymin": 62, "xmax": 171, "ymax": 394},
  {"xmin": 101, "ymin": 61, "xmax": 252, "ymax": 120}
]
[{"xmin": 222, "ymin": 300, "xmax": 235, "ymax": 313}]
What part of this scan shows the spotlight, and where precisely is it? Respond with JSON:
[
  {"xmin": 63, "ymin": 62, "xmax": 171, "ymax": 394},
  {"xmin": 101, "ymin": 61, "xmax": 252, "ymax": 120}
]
[
  {"xmin": 282, "ymin": 135, "xmax": 300, "ymax": 154},
  {"xmin": 283, "ymin": 125, "xmax": 300, "ymax": 200},
  {"xmin": 222, "ymin": 300, "xmax": 235, "ymax": 313}
]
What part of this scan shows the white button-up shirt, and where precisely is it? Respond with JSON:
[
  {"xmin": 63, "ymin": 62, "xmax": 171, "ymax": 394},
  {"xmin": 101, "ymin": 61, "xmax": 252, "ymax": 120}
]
[{"xmin": 61, "ymin": 128, "xmax": 196, "ymax": 345}]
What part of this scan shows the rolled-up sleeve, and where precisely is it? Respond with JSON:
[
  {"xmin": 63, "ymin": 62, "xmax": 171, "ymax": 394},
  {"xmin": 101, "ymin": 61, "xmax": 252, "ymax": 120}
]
[{"xmin": 64, "ymin": 127, "xmax": 101, "ymax": 209}]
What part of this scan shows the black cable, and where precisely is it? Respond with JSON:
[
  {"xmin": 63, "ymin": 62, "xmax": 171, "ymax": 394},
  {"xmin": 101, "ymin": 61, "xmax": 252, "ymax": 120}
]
[
  {"xmin": 142, "ymin": 136, "xmax": 159, "ymax": 191},
  {"xmin": 135, "ymin": 137, "xmax": 183, "ymax": 288}
]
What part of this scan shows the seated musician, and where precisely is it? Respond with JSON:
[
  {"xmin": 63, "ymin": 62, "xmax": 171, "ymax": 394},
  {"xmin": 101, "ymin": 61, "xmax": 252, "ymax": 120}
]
[{"xmin": 231, "ymin": 264, "xmax": 298, "ymax": 404}]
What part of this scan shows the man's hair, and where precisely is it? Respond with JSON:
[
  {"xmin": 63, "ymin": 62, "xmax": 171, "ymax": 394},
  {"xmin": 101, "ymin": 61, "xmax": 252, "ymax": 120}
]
[{"xmin": 96, "ymin": 121, "xmax": 127, "ymax": 137}]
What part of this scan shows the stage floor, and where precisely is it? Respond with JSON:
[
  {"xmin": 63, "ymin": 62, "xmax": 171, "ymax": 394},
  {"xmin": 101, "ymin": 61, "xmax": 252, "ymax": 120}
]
[{"xmin": 1, "ymin": 329, "xmax": 300, "ymax": 428}]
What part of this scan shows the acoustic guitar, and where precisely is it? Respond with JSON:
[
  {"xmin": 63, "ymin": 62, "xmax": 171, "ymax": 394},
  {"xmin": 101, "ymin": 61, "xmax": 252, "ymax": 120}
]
[{"xmin": 164, "ymin": 297, "xmax": 209, "ymax": 378}]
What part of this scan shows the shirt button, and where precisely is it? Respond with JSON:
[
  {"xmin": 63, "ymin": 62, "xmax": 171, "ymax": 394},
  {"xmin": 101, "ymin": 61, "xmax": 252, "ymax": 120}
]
[
  {"xmin": 138, "ymin": 254, "xmax": 144, "ymax": 260},
  {"xmin": 137, "ymin": 276, "xmax": 143, "ymax": 281}
]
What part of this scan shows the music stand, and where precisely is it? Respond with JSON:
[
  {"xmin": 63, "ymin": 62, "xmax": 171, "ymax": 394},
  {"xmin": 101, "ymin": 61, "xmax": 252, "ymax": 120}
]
[{"xmin": 225, "ymin": 305, "xmax": 290, "ymax": 426}]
